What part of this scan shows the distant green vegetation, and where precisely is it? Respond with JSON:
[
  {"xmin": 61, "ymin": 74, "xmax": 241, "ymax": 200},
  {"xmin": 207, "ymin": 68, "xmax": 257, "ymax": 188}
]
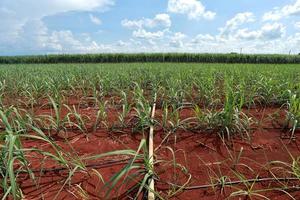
[{"xmin": 1, "ymin": 53, "xmax": 300, "ymax": 64}]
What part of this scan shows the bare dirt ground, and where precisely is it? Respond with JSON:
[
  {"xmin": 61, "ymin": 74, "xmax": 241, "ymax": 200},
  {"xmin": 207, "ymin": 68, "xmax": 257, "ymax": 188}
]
[{"xmin": 10, "ymin": 105, "xmax": 300, "ymax": 199}]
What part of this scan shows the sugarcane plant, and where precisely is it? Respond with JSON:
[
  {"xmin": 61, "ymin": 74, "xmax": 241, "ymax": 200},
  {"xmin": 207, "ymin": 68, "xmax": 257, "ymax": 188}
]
[
  {"xmin": 285, "ymin": 91, "xmax": 300, "ymax": 141},
  {"xmin": 131, "ymin": 83, "xmax": 154, "ymax": 133},
  {"xmin": 190, "ymin": 79, "xmax": 253, "ymax": 142}
]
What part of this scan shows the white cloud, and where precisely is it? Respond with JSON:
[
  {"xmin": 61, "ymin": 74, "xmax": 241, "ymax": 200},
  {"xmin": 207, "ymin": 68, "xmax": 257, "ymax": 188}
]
[
  {"xmin": 0, "ymin": 0, "xmax": 114, "ymax": 19},
  {"xmin": 153, "ymin": 14, "xmax": 172, "ymax": 28},
  {"xmin": 89, "ymin": 14, "xmax": 102, "ymax": 25},
  {"xmin": 234, "ymin": 23, "xmax": 285, "ymax": 41},
  {"xmin": 171, "ymin": 32, "xmax": 186, "ymax": 40},
  {"xmin": 295, "ymin": 21, "xmax": 300, "ymax": 29},
  {"xmin": 121, "ymin": 19, "xmax": 142, "ymax": 29},
  {"xmin": 0, "ymin": 0, "xmax": 114, "ymax": 54},
  {"xmin": 47, "ymin": 32, "xmax": 115, "ymax": 53},
  {"xmin": 263, "ymin": 0, "xmax": 300, "ymax": 21},
  {"xmin": 260, "ymin": 23, "xmax": 285, "ymax": 40},
  {"xmin": 121, "ymin": 13, "xmax": 171, "ymax": 29},
  {"xmin": 218, "ymin": 13, "xmax": 284, "ymax": 42},
  {"xmin": 116, "ymin": 40, "xmax": 130, "ymax": 47},
  {"xmin": 0, "ymin": 19, "xmax": 64, "ymax": 53},
  {"xmin": 169, "ymin": 40, "xmax": 183, "ymax": 48},
  {"xmin": 129, "ymin": 39, "xmax": 142, "ymax": 46},
  {"xmin": 234, "ymin": 29, "xmax": 260, "ymax": 41},
  {"xmin": 287, "ymin": 33, "xmax": 300, "ymax": 49},
  {"xmin": 192, "ymin": 34, "xmax": 215, "ymax": 44},
  {"xmin": 0, "ymin": 18, "xmax": 115, "ymax": 54},
  {"xmin": 169, "ymin": 32, "xmax": 186, "ymax": 47},
  {"xmin": 167, "ymin": 0, "xmax": 215, "ymax": 20},
  {"xmin": 20, "ymin": 20, "xmax": 52, "ymax": 50},
  {"xmin": 179, "ymin": 21, "xmax": 288, "ymax": 54},
  {"xmin": 185, "ymin": 35, "xmax": 296, "ymax": 54},
  {"xmin": 132, "ymin": 29, "xmax": 165, "ymax": 39},
  {"xmin": 220, "ymin": 12, "xmax": 255, "ymax": 37},
  {"xmin": 263, "ymin": 9, "xmax": 282, "ymax": 21},
  {"xmin": 122, "ymin": 14, "xmax": 171, "ymax": 43}
]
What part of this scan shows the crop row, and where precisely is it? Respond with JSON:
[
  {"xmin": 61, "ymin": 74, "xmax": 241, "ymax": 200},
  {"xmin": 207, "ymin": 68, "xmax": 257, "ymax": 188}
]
[
  {"xmin": 0, "ymin": 63, "xmax": 300, "ymax": 109},
  {"xmin": 1, "ymin": 53, "xmax": 300, "ymax": 64},
  {"xmin": 0, "ymin": 87, "xmax": 299, "ymax": 138}
]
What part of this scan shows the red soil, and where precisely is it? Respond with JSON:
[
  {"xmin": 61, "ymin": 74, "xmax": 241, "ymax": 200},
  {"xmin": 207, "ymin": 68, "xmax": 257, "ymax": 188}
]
[{"xmin": 3, "ymin": 106, "xmax": 300, "ymax": 200}]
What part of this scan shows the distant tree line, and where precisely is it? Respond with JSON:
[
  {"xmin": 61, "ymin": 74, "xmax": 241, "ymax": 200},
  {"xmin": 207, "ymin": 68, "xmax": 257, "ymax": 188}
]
[{"xmin": 0, "ymin": 53, "xmax": 300, "ymax": 64}]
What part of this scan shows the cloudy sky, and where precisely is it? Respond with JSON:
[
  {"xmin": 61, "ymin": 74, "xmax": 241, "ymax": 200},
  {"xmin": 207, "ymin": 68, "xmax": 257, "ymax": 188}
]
[{"xmin": 0, "ymin": 0, "xmax": 300, "ymax": 55}]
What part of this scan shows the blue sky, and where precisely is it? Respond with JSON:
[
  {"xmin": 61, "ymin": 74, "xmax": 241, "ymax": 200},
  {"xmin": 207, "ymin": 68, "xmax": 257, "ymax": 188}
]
[{"xmin": 0, "ymin": 0, "xmax": 300, "ymax": 55}]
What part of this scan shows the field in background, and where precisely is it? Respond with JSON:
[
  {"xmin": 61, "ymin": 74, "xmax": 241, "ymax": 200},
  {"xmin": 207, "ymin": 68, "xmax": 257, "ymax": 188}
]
[
  {"xmin": 1, "ymin": 53, "xmax": 300, "ymax": 64},
  {"xmin": 0, "ymin": 63, "xmax": 300, "ymax": 199}
]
